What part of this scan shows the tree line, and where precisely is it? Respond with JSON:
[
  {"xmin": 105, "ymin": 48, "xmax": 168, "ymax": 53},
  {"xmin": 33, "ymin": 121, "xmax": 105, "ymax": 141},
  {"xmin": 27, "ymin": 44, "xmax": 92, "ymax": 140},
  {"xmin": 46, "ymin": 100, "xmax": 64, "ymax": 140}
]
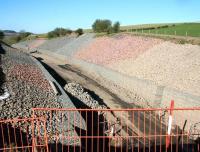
[
  {"xmin": 47, "ymin": 28, "xmax": 83, "ymax": 38},
  {"xmin": 0, "ymin": 19, "xmax": 121, "ymax": 44}
]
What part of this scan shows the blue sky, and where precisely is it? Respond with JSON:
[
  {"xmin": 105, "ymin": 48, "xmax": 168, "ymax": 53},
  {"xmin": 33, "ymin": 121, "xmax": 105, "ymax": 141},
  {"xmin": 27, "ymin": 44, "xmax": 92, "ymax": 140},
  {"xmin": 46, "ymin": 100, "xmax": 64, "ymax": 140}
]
[{"xmin": 0, "ymin": 0, "xmax": 199, "ymax": 33}]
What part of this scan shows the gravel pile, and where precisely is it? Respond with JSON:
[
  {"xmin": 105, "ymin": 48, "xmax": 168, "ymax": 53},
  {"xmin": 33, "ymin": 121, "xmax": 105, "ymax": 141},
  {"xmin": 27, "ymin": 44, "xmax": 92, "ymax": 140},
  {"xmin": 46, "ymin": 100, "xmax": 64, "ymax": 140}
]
[
  {"xmin": 29, "ymin": 38, "xmax": 46, "ymax": 49},
  {"xmin": 13, "ymin": 39, "xmax": 46, "ymax": 51},
  {"xmin": 12, "ymin": 39, "xmax": 34, "ymax": 49},
  {"xmin": 108, "ymin": 41, "xmax": 200, "ymax": 96},
  {"xmin": 75, "ymin": 34, "xmax": 163, "ymax": 65},
  {"xmin": 56, "ymin": 33, "xmax": 95, "ymax": 57},
  {"xmin": 37, "ymin": 36, "xmax": 76, "ymax": 52},
  {"xmin": 13, "ymin": 34, "xmax": 95, "ymax": 57},
  {"xmin": 64, "ymin": 82, "xmax": 107, "ymax": 109}
]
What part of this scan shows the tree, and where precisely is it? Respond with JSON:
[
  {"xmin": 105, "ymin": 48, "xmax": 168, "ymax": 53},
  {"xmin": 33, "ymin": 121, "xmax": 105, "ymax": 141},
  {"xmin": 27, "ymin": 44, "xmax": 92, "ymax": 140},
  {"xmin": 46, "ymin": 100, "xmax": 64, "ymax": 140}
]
[
  {"xmin": 0, "ymin": 31, "xmax": 4, "ymax": 40},
  {"xmin": 75, "ymin": 28, "xmax": 83, "ymax": 36},
  {"xmin": 113, "ymin": 21, "xmax": 120, "ymax": 33},
  {"xmin": 92, "ymin": 19, "xmax": 112, "ymax": 33}
]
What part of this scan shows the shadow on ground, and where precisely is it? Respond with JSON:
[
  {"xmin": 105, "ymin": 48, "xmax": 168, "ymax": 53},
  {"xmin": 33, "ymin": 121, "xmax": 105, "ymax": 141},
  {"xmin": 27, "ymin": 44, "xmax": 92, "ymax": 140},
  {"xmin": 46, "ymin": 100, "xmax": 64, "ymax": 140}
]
[{"xmin": 0, "ymin": 44, "xmax": 6, "ymax": 95}]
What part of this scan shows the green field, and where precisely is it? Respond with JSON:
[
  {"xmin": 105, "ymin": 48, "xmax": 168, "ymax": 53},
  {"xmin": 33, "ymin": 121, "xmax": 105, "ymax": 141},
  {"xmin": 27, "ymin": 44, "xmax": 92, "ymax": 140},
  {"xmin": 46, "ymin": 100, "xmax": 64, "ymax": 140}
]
[
  {"xmin": 122, "ymin": 23, "xmax": 200, "ymax": 37},
  {"xmin": 120, "ymin": 23, "xmax": 179, "ymax": 30}
]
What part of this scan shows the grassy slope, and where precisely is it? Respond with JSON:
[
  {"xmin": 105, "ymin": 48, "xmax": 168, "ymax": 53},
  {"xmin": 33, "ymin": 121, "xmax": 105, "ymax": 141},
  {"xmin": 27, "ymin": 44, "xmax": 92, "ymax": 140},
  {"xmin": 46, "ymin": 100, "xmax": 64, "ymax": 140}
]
[
  {"xmin": 121, "ymin": 23, "xmax": 200, "ymax": 37},
  {"xmin": 142, "ymin": 23, "xmax": 200, "ymax": 37},
  {"xmin": 120, "ymin": 23, "xmax": 179, "ymax": 30}
]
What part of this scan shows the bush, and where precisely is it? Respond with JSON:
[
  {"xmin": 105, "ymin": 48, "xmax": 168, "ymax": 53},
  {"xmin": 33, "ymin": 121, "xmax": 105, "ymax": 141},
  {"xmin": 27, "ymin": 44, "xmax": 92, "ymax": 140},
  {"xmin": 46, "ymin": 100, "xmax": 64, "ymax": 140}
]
[
  {"xmin": 47, "ymin": 31, "xmax": 55, "ymax": 38},
  {"xmin": 47, "ymin": 28, "xmax": 72, "ymax": 39},
  {"xmin": 92, "ymin": 19, "xmax": 112, "ymax": 33},
  {"xmin": 0, "ymin": 31, "xmax": 4, "ymax": 40},
  {"xmin": 19, "ymin": 31, "xmax": 31, "ymax": 39},
  {"xmin": 75, "ymin": 28, "xmax": 83, "ymax": 36}
]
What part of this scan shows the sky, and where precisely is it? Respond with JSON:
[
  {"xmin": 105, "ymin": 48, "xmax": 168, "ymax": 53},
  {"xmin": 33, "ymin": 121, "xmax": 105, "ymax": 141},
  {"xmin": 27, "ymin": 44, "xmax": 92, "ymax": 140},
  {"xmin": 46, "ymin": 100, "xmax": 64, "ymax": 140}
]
[{"xmin": 0, "ymin": 0, "xmax": 200, "ymax": 33}]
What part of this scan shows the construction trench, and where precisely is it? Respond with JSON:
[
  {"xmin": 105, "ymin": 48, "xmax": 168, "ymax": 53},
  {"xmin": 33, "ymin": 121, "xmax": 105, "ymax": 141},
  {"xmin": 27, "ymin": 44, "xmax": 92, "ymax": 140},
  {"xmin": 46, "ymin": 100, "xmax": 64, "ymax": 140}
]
[
  {"xmin": 0, "ymin": 42, "xmax": 200, "ymax": 151},
  {"xmin": 32, "ymin": 54, "xmax": 200, "ymax": 151}
]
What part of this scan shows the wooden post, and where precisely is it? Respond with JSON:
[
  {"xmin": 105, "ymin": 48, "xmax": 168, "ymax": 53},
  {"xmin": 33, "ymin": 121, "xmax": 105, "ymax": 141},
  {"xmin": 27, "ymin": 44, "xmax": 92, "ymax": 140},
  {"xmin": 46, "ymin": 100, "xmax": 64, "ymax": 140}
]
[
  {"xmin": 175, "ymin": 31, "xmax": 176, "ymax": 35},
  {"xmin": 186, "ymin": 31, "xmax": 188, "ymax": 37}
]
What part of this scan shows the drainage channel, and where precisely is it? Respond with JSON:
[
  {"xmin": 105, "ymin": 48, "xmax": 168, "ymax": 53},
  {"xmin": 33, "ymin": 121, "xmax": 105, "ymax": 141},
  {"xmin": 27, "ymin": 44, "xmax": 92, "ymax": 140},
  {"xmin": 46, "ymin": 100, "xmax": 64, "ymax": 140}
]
[{"xmin": 32, "ymin": 56, "xmax": 198, "ymax": 151}]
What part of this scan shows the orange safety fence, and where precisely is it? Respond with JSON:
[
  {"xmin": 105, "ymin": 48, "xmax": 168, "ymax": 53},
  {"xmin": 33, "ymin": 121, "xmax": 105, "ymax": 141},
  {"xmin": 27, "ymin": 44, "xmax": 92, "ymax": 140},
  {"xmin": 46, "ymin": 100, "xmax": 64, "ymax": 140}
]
[
  {"xmin": 32, "ymin": 107, "xmax": 200, "ymax": 152},
  {"xmin": 0, "ymin": 117, "xmax": 49, "ymax": 152},
  {"xmin": 0, "ymin": 106, "xmax": 200, "ymax": 152}
]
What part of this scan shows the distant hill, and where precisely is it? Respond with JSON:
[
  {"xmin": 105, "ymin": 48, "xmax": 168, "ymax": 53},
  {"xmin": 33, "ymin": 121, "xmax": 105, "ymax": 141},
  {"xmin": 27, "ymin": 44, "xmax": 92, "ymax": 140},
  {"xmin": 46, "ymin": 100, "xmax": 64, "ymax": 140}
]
[
  {"xmin": 3, "ymin": 30, "xmax": 19, "ymax": 37},
  {"xmin": 3, "ymin": 30, "xmax": 17, "ymax": 33}
]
